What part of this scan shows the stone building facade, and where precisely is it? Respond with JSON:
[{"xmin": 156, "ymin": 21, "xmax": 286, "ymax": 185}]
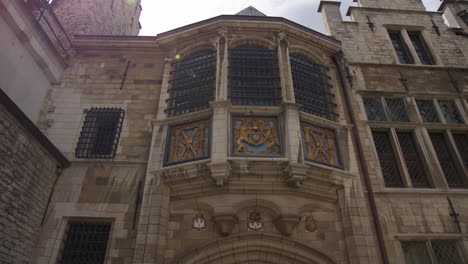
[{"xmin": 0, "ymin": 0, "xmax": 467, "ymax": 263}]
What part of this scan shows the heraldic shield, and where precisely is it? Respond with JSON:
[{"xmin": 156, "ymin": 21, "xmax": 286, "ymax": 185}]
[{"xmin": 232, "ymin": 116, "xmax": 282, "ymax": 156}]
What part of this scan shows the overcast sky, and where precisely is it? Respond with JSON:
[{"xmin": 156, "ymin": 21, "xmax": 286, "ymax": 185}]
[{"xmin": 139, "ymin": 0, "xmax": 443, "ymax": 36}]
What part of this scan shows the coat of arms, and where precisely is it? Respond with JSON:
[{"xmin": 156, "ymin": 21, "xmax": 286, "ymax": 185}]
[
  {"xmin": 304, "ymin": 215, "xmax": 317, "ymax": 232},
  {"xmin": 233, "ymin": 117, "xmax": 281, "ymax": 156},
  {"xmin": 192, "ymin": 214, "xmax": 206, "ymax": 230},
  {"xmin": 247, "ymin": 212, "xmax": 263, "ymax": 231}
]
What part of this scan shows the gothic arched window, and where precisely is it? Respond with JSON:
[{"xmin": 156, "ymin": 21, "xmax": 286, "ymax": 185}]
[
  {"xmin": 166, "ymin": 50, "xmax": 216, "ymax": 116},
  {"xmin": 290, "ymin": 53, "xmax": 337, "ymax": 120},
  {"xmin": 229, "ymin": 45, "xmax": 281, "ymax": 106}
]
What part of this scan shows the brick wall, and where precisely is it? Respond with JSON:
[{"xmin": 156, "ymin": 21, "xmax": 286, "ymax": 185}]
[
  {"xmin": 0, "ymin": 104, "xmax": 61, "ymax": 263},
  {"xmin": 52, "ymin": 0, "xmax": 142, "ymax": 37}
]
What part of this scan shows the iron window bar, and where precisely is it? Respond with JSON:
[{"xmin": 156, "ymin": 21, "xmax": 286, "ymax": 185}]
[
  {"xmin": 229, "ymin": 46, "xmax": 282, "ymax": 106},
  {"xmin": 166, "ymin": 50, "xmax": 216, "ymax": 116},
  {"xmin": 75, "ymin": 108, "xmax": 125, "ymax": 159}
]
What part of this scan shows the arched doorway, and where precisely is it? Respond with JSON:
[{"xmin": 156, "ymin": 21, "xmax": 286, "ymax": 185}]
[{"xmin": 173, "ymin": 233, "xmax": 337, "ymax": 264}]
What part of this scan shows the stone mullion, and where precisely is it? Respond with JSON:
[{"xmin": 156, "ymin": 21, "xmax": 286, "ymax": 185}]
[
  {"xmin": 401, "ymin": 28, "xmax": 422, "ymax": 65},
  {"xmin": 216, "ymin": 28, "xmax": 229, "ymax": 101},
  {"xmin": 156, "ymin": 58, "xmax": 173, "ymax": 121},
  {"xmin": 276, "ymin": 32, "xmax": 294, "ymax": 103},
  {"xmin": 389, "ymin": 128, "xmax": 412, "ymax": 187},
  {"xmin": 445, "ymin": 130, "xmax": 468, "ymax": 185},
  {"xmin": 420, "ymin": 128, "xmax": 450, "ymax": 189},
  {"xmin": 412, "ymin": 128, "xmax": 437, "ymax": 188}
]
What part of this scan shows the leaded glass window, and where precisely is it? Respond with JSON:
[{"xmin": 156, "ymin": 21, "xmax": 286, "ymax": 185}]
[
  {"xmin": 430, "ymin": 133, "xmax": 465, "ymax": 188},
  {"xmin": 408, "ymin": 32, "xmax": 434, "ymax": 65},
  {"xmin": 75, "ymin": 108, "xmax": 125, "ymax": 159},
  {"xmin": 401, "ymin": 242, "xmax": 431, "ymax": 264},
  {"xmin": 373, "ymin": 131, "xmax": 404, "ymax": 187},
  {"xmin": 166, "ymin": 50, "xmax": 216, "ymax": 116},
  {"xmin": 432, "ymin": 240, "xmax": 464, "ymax": 264},
  {"xmin": 364, "ymin": 97, "xmax": 387, "ymax": 121},
  {"xmin": 438, "ymin": 101, "xmax": 464, "ymax": 124},
  {"xmin": 389, "ymin": 31, "xmax": 413, "ymax": 64},
  {"xmin": 290, "ymin": 53, "xmax": 337, "ymax": 120},
  {"xmin": 397, "ymin": 132, "xmax": 430, "ymax": 187},
  {"xmin": 453, "ymin": 133, "xmax": 468, "ymax": 169},
  {"xmin": 386, "ymin": 98, "xmax": 410, "ymax": 122},
  {"xmin": 60, "ymin": 221, "xmax": 111, "ymax": 264},
  {"xmin": 416, "ymin": 100, "xmax": 440, "ymax": 123},
  {"xmin": 229, "ymin": 45, "xmax": 281, "ymax": 106}
]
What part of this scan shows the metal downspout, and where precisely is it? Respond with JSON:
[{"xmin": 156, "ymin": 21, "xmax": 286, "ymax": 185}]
[{"xmin": 333, "ymin": 51, "xmax": 390, "ymax": 264}]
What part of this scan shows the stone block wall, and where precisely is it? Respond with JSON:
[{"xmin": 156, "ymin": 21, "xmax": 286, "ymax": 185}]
[
  {"xmin": 52, "ymin": 0, "xmax": 142, "ymax": 37},
  {"xmin": 355, "ymin": 0, "xmax": 426, "ymax": 11},
  {"xmin": 0, "ymin": 103, "xmax": 63, "ymax": 263}
]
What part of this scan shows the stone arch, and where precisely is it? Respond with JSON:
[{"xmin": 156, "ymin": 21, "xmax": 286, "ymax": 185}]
[
  {"xmin": 229, "ymin": 37, "xmax": 277, "ymax": 50},
  {"xmin": 177, "ymin": 41, "xmax": 217, "ymax": 58},
  {"xmin": 288, "ymin": 45, "xmax": 329, "ymax": 66},
  {"xmin": 172, "ymin": 233, "xmax": 338, "ymax": 264}
]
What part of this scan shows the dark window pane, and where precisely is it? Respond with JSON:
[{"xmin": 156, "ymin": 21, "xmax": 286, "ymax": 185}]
[
  {"xmin": 290, "ymin": 53, "xmax": 337, "ymax": 120},
  {"xmin": 453, "ymin": 133, "xmax": 468, "ymax": 169},
  {"xmin": 401, "ymin": 242, "xmax": 431, "ymax": 264},
  {"xmin": 373, "ymin": 132, "xmax": 404, "ymax": 187},
  {"xmin": 389, "ymin": 32, "xmax": 413, "ymax": 64},
  {"xmin": 229, "ymin": 45, "xmax": 281, "ymax": 106},
  {"xmin": 167, "ymin": 50, "xmax": 216, "ymax": 116},
  {"xmin": 397, "ymin": 132, "xmax": 430, "ymax": 187},
  {"xmin": 408, "ymin": 32, "xmax": 434, "ymax": 65},
  {"xmin": 432, "ymin": 240, "xmax": 464, "ymax": 264},
  {"xmin": 60, "ymin": 222, "xmax": 111, "ymax": 264},
  {"xmin": 430, "ymin": 133, "xmax": 465, "ymax": 187},
  {"xmin": 75, "ymin": 108, "xmax": 125, "ymax": 159},
  {"xmin": 439, "ymin": 101, "xmax": 464, "ymax": 124},
  {"xmin": 416, "ymin": 100, "xmax": 440, "ymax": 123},
  {"xmin": 364, "ymin": 97, "xmax": 387, "ymax": 121},
  {"xmin": 386, "ymin": 98, "xmax": 410, "ymax": 122}
]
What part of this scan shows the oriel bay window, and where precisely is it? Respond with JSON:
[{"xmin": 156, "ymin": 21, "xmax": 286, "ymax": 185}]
[
  {"xmin": 229, "ymin": 45, "xmax": 281, "ymax": 106},
  {"xmin": 290, "ymin": 53, "xmax": 337, "ymax": 120},
  {"xmin": 166, "ymin": 50, "xmax": 216, "ymax": 116}
]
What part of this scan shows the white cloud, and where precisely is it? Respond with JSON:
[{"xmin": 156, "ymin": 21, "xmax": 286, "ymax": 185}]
[{"xmin": 139, "ymin": 0, "xmax": 443, "ymax": 36}]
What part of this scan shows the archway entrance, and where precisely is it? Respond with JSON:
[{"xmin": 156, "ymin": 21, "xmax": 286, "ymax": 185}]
[{"xmin": 173, "ymin": 233, "xmax": 337, "ymax": 264}]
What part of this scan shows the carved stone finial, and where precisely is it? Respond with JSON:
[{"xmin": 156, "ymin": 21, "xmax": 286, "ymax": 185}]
[
  {"xmin": 213, "ymin": 214, "xmax": 237, "ymax": 236},
  {"xmin": 208, "ymin": 162, "xmax": 232, "ymax": 186},
  {"xmin": 275, "ymin": 215, "xmax": 300, "ymax": 236},
  {"xmin": 284, "ymin": 163, "xmax": 308, "ymax": 187}
]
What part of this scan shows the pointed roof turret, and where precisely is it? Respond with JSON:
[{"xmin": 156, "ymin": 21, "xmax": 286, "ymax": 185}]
[{"xmin": 236, "ymin": 6, "xmax": 267, "ymax": 16}]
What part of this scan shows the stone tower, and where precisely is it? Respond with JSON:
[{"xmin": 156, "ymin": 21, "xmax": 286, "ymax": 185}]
[{"xmin": 51, "ymin": 0, "xmax": 142, "ymax": 37}]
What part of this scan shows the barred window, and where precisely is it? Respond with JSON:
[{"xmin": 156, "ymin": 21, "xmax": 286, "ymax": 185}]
[
  {"xmin": 166, "ymin": 50, "xmax": 216, "ymax": 116},
  {"xmin": 363, "ymin": 97, "xmax": 387, "ymax": 121},
  {"xmin": 397, "ymin": 132, "xmax": 430, "ymax": 187},
  {"xmin": 75, "ymin": 108, "xmax": 125, "ymax": 159},
  {"xmin": 389, "ymin": 31, "xmax": 413, "ymax": 64},
  {"xmin": 416, "ymin": 100, "xmax": 440, "ymax": 123},
  {"xmin": 453, "ymin": 133, "xmax": 468, "ymax": 169},
  {"xmin": 386, "ymin": 98, "xmax": 410, "ymax": 122},
  {"xmin": 372, "ymin": 131, "xmax": 404, "ymax": 187},
  {"xmin": 290, "ymin": 53, "xmax": 337, "ymax": 120},
  {"xmin": 401, "ymin": 240, "xmax": 464, "ymax": 264},
  {"xmin": 60, "ymin": 221, "xmax": 111, "ymax": 264},
  {"xmin": 229, "ymin": 45, "xmax": 281, "ymax": 106},
  {"xmin": 408, "ymin": 32, "xmax": 434, "ymax": 65},
  {"xmin": 438, "ymin": 101, "xmax": 464, "ymax": 124},
  {"xmin": 430, "ymin": 133, "xmax": 465, "ymax": 188}
]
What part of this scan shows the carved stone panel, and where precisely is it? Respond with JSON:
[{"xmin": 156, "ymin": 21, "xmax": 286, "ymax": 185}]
[
  {"xmin": 165, "ymin": 119, "xmax": 210, "ymax": 165},
  {"xmin": 232, "ymin": 116, "xmax": 282, "ymax": 157},
  {"xmin": 300, "ymin": 121, "xmax": 342, "ymax": 168}
]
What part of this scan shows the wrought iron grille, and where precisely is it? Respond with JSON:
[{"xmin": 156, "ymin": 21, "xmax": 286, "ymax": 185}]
[
  {"xmin": 453, "ymin": 133, "xmax": 468, "ymax": 169},
  {"xmin": 386, "ymin": 98, "xmax": 410, "ymax": 122},
  {"xmin": 75, "ymin": 108, "xmax": 125, "ymax": 159},
  {"xmin": 429, "ymin": 133, "xmax": 465, "ymax": 188},
  {"xmin": 416, "ymin": 100, "xmax": 440, "ymax": 123},
  {"xmin": 397, "ymin": 132, "xmax": 430, "ymax": 187},
  {"xmin": 401, "ymin": 242, "xmax": 431, "ymax": 264},
  {"xmin": 432, "ymin": 240, "xmax": 464, "ymax": 264},
  {"xmin": 372, "ymin": 132, "xmax": 404, "ymax": 187},
  {"xmin": 408, "ymin": 32, "xmax": 434, "ymax": 65},
  {"xmin": 438, "ymin": 101, "xmax": 464, "ymax": 124},
  {"xmin": 166, "ymin": 50, "xmax": 216, "ymax": 116},
  {"xmin": 389, "ymin": 32, "xmax": 413, "ymax": 64},
  {"xmin": 290, "ymin": 54, "xmax": 337, "ymax": 120},
  {"xmin": 363, "ymin": 97, "xmax": 387, "ymax": 121},
  {"xmin": 229, "ymin": 45, "xmax": 281, "ymax": 106},
  {"xmin": 60, "ymin": 222, "xmax": 111, "ymax": 264}
]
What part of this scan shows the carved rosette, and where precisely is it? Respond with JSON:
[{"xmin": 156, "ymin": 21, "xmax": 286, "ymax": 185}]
[
  {"xmin": 300, "ymin": 121, "xmax": 342, "ymax": 168},
  {"xmin": 165, "ymin": 119, "xmax": 210, "ymax": 165},
  {"xmin": 232, "ymin": 116, "xmax": 282, "ymax": 157}
]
